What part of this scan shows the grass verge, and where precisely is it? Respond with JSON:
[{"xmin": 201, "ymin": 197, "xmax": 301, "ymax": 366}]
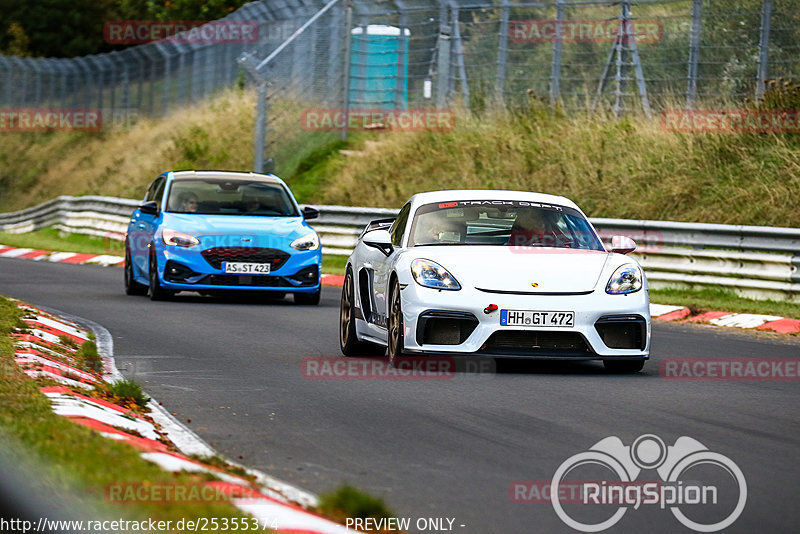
[
  {"xmin": 317, "ymin": 484, "xmax": 396, "ymax": 533},
  {"xmin": 0, "ymin": 296, "xmax": 255, "ymax": 525},
  {"xmin": 650, "ymin": 287, "xmax": 800, "ymax": 320},
  {"xmin": 0, "ymin": 228, "xmax": 119, "ymax": 255}
]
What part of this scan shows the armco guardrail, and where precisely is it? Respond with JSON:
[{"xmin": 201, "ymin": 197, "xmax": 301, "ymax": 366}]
[{"xmin": 1, "ymin": 196, "xmax": 798, "ymax": 301}]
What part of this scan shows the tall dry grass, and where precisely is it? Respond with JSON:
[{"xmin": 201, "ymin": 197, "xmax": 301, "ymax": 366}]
[{"xmin": 313, "ymin": 103, "xmax": 800, "ymax": 226}]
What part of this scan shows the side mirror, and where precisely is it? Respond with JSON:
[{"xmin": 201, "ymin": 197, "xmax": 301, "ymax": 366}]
[
  {"xmin": 139, "ymin": 200, "xmax": 159, "ymax": 216},
  {"xmin": 609, "ymin": 235, "xmax": 636, "ymax": 255},
  {"xmin": 363, "ymin": 229, "xmax": 394, "ymax": 256},
  {"xmin": 301, "ymin": 206, "xmax": 319, "ymax": 220}
]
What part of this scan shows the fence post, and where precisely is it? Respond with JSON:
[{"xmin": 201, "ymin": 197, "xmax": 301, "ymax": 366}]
[
  {"xmin": 436, "ymin": 19, "xmax": 451, "ymax": 109},
  {"xmin": 755, "ymin": 0, "xmax": 773, "ymax": 103},
  {"xmin": 254, "ymin": 81, "xmax": 268, "ymax": 173},
  {"xmin": 396, "ymin": 4, "xmax": 409, "ymax": 109},
  {"xmin": 450, "ymin": 3, "xmax": 470, "ymax": 109},
  {"xmin": 496, "ymin": 1, "xmax": 509, "ymax": 105},
  {"xmin": 686, "ymin": 0, "xmax": 702, "ymax": 109},
  {"xmin": 327, "ymin": 4, "xmax": 343, "ymax": 107},
  {"xmin": 341, "ymin": 1, "xmax": 353, "ymax": 140},
  {"xmin": 550, "ymin": 0, "xmax": 565, "ymax": 106}
]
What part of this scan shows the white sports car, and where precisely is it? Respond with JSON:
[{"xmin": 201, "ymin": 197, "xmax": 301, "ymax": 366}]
[{"xmin": 339, "ymin": 190, "xmax": 650, "ymax": 373}]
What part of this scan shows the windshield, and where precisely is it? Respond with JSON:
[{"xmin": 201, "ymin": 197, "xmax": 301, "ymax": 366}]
[
  {"xmin": 408, "ymin": 200, "xmax": 605, "ymax": 251},
  {"xmin": 166, "ymin": 179, "xmax": 298, "ymax": 216}
]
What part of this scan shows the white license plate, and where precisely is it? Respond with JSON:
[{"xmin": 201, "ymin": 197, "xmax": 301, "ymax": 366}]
[
  {"xmin": 500, "ymin": 309, "xmax": 574, "ymax": 327},
  {"xmin": 222, "ymin": 262, "xmax": 271, "ymax": 274}
]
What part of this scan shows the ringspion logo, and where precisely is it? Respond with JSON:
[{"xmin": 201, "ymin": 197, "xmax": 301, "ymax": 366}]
[{"xmin": 550, "ymin": 434, "xmax": 746, "ymax": 532}]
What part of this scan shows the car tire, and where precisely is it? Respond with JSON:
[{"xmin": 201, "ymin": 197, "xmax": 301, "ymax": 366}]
[
  {"xmin": 124, "ymin": 244, "xmax": 147, "ymax": 296},
  {"xmin": 294, "ymin": 288, "xmax": 321, "ymax": 305},
  {"xmin": 387, "ymin": 277, "xmax": 406, "ymax": 367},
  {"xmin": 603, "ymin": 359, "xmax": 645, "ymax": 374},
  {"xmin": 148, "ymin": 250, "xmax": 171, "ymax": 301},
  {"xmin": 339, "ymin": 268, "xmax": 383, "ymax": 356}
]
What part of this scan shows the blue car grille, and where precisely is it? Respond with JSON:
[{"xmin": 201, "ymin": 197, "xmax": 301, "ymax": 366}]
[
  {"xmin": 200, "ymin": 247, "xmax": 291, "ymax": 270},
  {"xmin": 199, "ymin": 275, "xmax": 292, "ymax": 287}
]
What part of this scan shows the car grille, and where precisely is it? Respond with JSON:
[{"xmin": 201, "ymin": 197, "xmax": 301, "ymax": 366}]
[
  {"xmin": 480, "ymin": 331, "xmax": 593, "ymax": 356},
  {"xmin": 201, "ymin": 247, "xmax": 290, "ymax": 270},
  {"xmin": 199, "ymin": 275, "xmax": 292, "ymax": 287},
  {"xmin": 417, "ymin": 311, "xmax": 479, "ymax": 346},
  {"xmin": 594, "ymin": 315, "xmax": 647, "ymax": 350}
]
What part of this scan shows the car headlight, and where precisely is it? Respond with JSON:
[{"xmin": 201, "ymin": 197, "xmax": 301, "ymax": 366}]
[
  {"xmin": 291, "ymin": 232, "xmax": 319, "ymax": 251},
  {"xmin": 411, "ymin": 259, "xmax": 461, "ymax": 290},
  {"xmin": 606, "ymin": 264, "xmax": 643, "ymax": 294},
  {"xmin": 162, "ymin": 229, "xmax": 199, "ymax": 247}
]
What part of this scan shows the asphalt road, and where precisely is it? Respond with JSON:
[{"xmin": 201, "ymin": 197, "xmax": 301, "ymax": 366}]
[{"xmin": 1, "ymin": 257, "xmax": 799, "ymax": 533}]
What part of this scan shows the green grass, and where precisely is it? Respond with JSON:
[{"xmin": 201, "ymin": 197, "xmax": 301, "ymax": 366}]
[
  {"xmin": 317, "ymin": 484, "xmax": 395, "ymax": 531},
  {"xmin": 75, "ymin": 339, "xmax": 103, "ymax": 375},
  {"xmin": 650, "ymin": 287, "xmax": 800, "ymax": 320},
  {"xmin": 0, "ymin": 227, "xmax": 120, "ymax": 255},
  {"xmin": 106, "ymin": 378, "xmax": 151, "ymax": 409},
  {"xmin": 322, "ymin": 254, "xmax": 347, "ymax": 276},
  {"xmin": 1, "ymin": 87, "xmax": 798, "ymax": 228},
  {"xmin": 0, "ymin": 296, "xmax": 257, "ymax": 525}
]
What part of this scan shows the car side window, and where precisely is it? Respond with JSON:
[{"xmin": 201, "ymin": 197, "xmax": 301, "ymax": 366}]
[
  {"xmin": 144, "ymin": 177, "xmax": 161, "ymax": 202},
  {"xmin": 152, "ymin": 179, "xmax": 166, "ymax": 208},
  {"xmin": 390, "ymin": 203, "xmax": 411, "ymax": 246}
]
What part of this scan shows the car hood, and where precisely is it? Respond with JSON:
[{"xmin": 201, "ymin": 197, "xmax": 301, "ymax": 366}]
[
  {"xmin": 403, "ymin": 246, "xmax": 614, "ymax": 293},
  {"xmin": 161, "ymin": 213, "xmax": 311, "ymax": 249}
]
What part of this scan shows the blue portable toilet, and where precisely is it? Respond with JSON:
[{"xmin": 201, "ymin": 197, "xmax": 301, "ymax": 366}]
[{"xmin": 349, "ymin": 25, "xmax": 410, "ymax": 109}]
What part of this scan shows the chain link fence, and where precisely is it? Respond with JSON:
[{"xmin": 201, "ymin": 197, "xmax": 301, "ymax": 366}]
[{"xmin": 1, "ymin": 1, "xmax": 798, "ymax": 160}]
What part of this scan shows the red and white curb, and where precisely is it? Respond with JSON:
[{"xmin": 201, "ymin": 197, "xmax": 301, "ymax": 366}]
[
  {"xmin": 0, "ymin": 243, "xmax": 346, "ymax": 287},
  {"xmin": 5, "ymin": 243, "xmax": 796, "ymax": 336},
  {"xmin": 10, "ymin": 302, "xmax": 362, "ymax": 534},
  {"xmin": 0, "ymin": 244, "xmax": 124, "ymax": 266},
  {"xmin": 650, "ymin": 303, "xmax": 800, "ymax": 334}
]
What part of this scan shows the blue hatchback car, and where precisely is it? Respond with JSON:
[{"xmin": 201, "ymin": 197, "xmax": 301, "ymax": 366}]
[{"xmin": 124, "ymin": 170, "xmax": 322, "ymax": 304}]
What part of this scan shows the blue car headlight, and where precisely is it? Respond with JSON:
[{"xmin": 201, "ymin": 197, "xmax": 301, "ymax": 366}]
[
  {"xmin": 606, "ymin": 264, "xmax": 643, "ymax": 294},
  {"xmin": 411, "ymin": 259, "xmax": 461, "ymax": 290},
  {"xmin": 291, "ymin": 232, "xmax": 320, "ymax": 251},
  {"xmin": 162, "ymin": 229, "xmax": 199, "ymax": 248}
]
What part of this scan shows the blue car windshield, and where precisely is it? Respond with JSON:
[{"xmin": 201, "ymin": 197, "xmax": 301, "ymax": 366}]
[
  {"xmin": 409, "ymin": 200, "xmax": 605, "ymax": 251},
  {"xmin": 166, "ymin": 179, "xmax": 298, "ymax": 216}
]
